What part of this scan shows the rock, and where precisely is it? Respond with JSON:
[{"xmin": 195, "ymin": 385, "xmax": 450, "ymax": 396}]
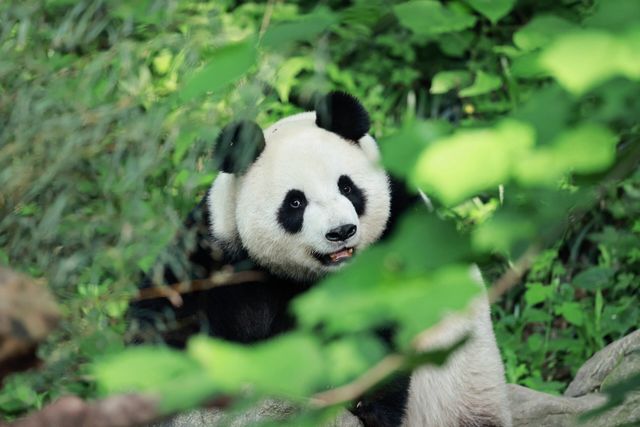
[
  {"xmin": 565, "ymin": 329, "xmax": 640, "ymax": 397},
  {"xmin": 508, "ymin": 383, "xmax": 606, "ymax": 426},
  {"xmin": 0, "ymin": 268, "xmax": 60, "ymax": 382}
]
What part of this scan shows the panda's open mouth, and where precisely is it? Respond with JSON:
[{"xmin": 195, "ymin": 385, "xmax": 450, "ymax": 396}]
[{"xmin": 313, "ymin": 247, "xmax": 355, "ymax": 266}]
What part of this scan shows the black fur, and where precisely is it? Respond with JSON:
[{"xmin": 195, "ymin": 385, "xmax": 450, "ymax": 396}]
[
  {"xmin": 277, "ymin": 189, "xmax": 307, "ymax": 234},
  {"xmin": 352, "ymin": 374, "xmax": 411, "ymax": 427},
  {"xmin": 315, "ymin": 91, "xmax": 370, "ymax": 141},
  {"xmin": 338, "ymin": 174, "xmax": 366, "ymax": 216},
  {"xmin": 213, "ymin": 120, "xmax": 265, "ymax": 174}
]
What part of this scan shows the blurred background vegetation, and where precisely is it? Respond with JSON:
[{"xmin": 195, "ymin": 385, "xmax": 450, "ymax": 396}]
[{"xmin": 0, "ymin": 0, "xmax": 639, "ymax": 423}]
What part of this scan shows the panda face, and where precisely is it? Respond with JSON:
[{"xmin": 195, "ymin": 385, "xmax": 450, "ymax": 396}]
[{"xmin": 233, "ymin": 117, "xmax": 390, "ymax": 281}]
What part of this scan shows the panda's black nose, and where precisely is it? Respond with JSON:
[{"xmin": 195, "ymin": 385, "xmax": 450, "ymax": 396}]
[{"xmin": 326, "ymin": 224, "xmax": 357, "ymax": 242}]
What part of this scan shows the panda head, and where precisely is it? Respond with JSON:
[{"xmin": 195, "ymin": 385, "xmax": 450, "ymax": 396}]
[{"xmin": 208, "ymin": 92, "xmax": 390, "ymax": 281}]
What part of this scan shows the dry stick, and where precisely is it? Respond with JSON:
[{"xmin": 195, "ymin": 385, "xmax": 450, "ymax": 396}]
[
  {"xmin": 311, "ymin": 355, "xmax": 404, "ymax": 408},
  {"xmin": 258, "ymin": 0, "xmax": 277, "ymax": 39},
  {"xmin": 134, "ymin": 270, "xmax": 267, "ymax": 306}
]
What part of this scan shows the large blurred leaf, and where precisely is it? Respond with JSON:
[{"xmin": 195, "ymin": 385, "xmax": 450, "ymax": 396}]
[
  {"xmin": 539, "ymin": 29, "xmax": 640, "ymax": 95},
  {"xmin": 324, "ymin": 335, "xmax": 387, "ymax": 386},
  {"xmin": 430, "ymin": 70, "xmax": 472, "ymax": 94},
  {"xmin": 515, "ymin": 124, "xmax": 617, "ymax": 185},
  {"xmin": 459, "ymin": 71, "xmax": 502, "ymax": 97},
  {"xmin": 465, "ymin": 0, "xmax": 516, "ymax": 24},
  {"xmin": 180, "ymin": 39, "xmax": 257, "ymax": 101},
  {"xmin": 189, "ymin": 334, "xmax": 324, "ymax": 397},
  {"xmin": 262, "ymin": 8, "xmax": 336, "ymax": 50},
  {"xmin": 412, "ymin": 119, "xmax": 535, "ymax": 205},
  {"xmin": 380, "ymin": 120, "xmax": 452, "ymax": 179},
  {"xmin": 394, "ymin": 1, "xmax": 476, "ymax": 37},
  {"xmin": 94, "ymin": 347, "xmax": 216, "ymax": 413},
  {"xmin": 513, "ymin": 15, "xmax": 578, "ymax": 51}
]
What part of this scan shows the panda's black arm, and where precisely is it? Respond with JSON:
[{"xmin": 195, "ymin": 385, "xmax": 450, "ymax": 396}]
[
  {"xmin": 350, "ymin": 175, "xmax": 421, "ymax": 427},
  {"xmin": 352, "ymin": 374, "xmax": 411, "ymax": 427},
  {"xmin": 128, "ymin": 194, "xmax": 303, "ymax": 347}
]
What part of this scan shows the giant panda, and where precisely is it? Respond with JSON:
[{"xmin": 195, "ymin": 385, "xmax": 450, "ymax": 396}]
[{"xmin": 130, "ymin": 91, "xmax": 512, "ymax": 427}]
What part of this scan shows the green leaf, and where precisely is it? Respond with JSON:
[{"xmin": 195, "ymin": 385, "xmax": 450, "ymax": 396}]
[
  {"xmin": 325, "ymin": 335, "xmax": 386, "ymax": 386},
  {"xmin": 412, "ymin": 119, "xmax": 535, "ymax": 205},
  {"xmin": 527, "ymin": 333, "xmax": 543, "ymax": 351},
  {"xmin": 514, "ymin": 124, "xmax": 618, "ymax": 186},
  {"xmin": 465, "ymin": 0, "xmax": 516, "ymax": 24},
  {"xmin": 188, "ymin": 334, "xmax": 324, "ymax": 397},
  {"xmin": 583, "ymin": 0, "xmax": 640, "ymax": 32},
  {"xmin": 459, "ymin": 71, "xmax": 502, "ymax": 97},
  {"xmin": 539, "ymin": 29, "xmax": 640, "ymax": 95},
  {"xmin": 180, "ymin": 39, "xmax": 256, "ymax": 101},
  {"xmin": 380, "ymin": 120, "xmax": 452, "ymax": 179},
  {"xmin": 394, "ymin": 1, "xmax": 477, "ymax": 37},
  {"xmin": 472, "ymin": 211, "xmax": 536, "ymax": 254},
  {"xmin": 556, "ymin": 302, "xmax": 584, "ymax": 326},
  {"xmin": 573, "ymin": 267, "xmax": 616, "ymax": 291},
  {"xmin": 524, "ymin": 283, "xmax": 553, "ymax": 306},
  {"xmin": 93, "ymin": 346, "xmax": 216, "ymax": 413},
  {"xmin": 274, "ymin": 57, "xmax": 314, "ymax": 102},
  {"xmin": 262, "ymin": 8, "xmax": 336, "ymax": 50},
  {"xmin": 430, "ymin": 70, "xmax": 472, "ymax": 94},
  {"xmin": 513, "ymin": 15, "xmax": 578, "ymax": 51}
]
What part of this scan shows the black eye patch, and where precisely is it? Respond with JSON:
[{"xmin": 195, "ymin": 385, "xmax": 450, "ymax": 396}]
[
  {"xmin": 277, "ymin": 189, "xmax": 307, "ymax": 233},
  {"xmin": 338, "ymin": 175, "xmax": 366, "ymax": 216}
]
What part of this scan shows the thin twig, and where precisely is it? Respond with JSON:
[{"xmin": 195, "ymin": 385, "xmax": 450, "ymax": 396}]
[
  {"xmin": 488, "ymin": 244, "xmax": 540, "ymax": 304},
  {"xmin": 134, "ymin": 270, "xmax": 267, "ymax": 306},
  {"xmin": 311, "ymin": 355, "xmax": 405, "ymax": 408},
  {"xmin": 258, "ymin": 0, "xmax": 277, "ymax": 39}
]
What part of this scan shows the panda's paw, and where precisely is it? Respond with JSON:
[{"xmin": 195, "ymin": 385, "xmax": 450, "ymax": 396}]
[{"xmin": 351, "ymin": 399, "xmax": 404, "ymax": 427}]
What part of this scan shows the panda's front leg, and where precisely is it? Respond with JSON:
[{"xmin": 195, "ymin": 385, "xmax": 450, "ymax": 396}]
[{"xmin": 351, "ymin": 374, "xmax": 411, "ymax": 427}]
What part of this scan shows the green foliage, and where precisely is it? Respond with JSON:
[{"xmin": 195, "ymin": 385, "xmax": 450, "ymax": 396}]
[{"xmin": 1, "ymin": 0, "xmax": 639, "ymax": 422}]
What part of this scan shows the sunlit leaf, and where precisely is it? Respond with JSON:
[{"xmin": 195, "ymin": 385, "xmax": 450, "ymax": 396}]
[
  {"xmin": 465, "ymin": 0, "xmax": 516, "ymax": 24},
  {"xmin": 394, "ymin": 1, "xmax": 476, "ymax": 36},
  {"xmin": 513, "ymin": 15, "xmax": 578, "ymax": 51},
  {"xmin": 473, "ymin": 211, "xmax": 536, "ymax": 254},
  {"xmin": 539, "ymin": 29, "xmax": 640, "ymax": 95},
  {"xmin": 380, "ymin": 120, "xmax": 452, "ymax": 179},
  {"xmin": 412, "ymin": 119, "xmax": 535, "ymax": 205},
  {"xmin": 459, "ymin": 71, "xmax": 502, "ymax": 97},
  {"xmin": 430, "ymin": 70, "xmax": 472, "ymax": 94},
  {"xmin": 514, "ymin": 124, "xmax": 617, "ymax": 185},
  {"xmin": 93, "ymin": 347, "xmax": 216, "ymax": 413},
  {"xmin": 188, "ymin": 334, "xmax": 324, "ymax": 397},
  {"xmin": 180, "ymin": 39, "xmax": 256, "ymax": 101},
  {"xmin": 325, "ymin": 335, "xmax": 386, "ymax": 386}
]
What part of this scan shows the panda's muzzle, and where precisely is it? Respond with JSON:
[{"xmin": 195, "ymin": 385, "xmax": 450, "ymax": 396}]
[{"xmin": 313, "ymin": 247, "xmax": 355, "ymax": 266}]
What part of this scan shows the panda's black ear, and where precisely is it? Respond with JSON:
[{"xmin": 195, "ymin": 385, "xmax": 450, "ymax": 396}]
[
  {"xmin": 212, "ymin": 120, "xmax": 265, "ymax": 174},
  {"xmin": 315, "ymin": 91, "xmax": 370, "ymax": 141}
]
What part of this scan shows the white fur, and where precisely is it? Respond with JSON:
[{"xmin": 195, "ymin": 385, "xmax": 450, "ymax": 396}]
[
  {"xmin": 209, "ymin": 112, "xmax": 390, "ymax": 281},
  {"xmin": 403, "ymin": 268, "xmax": 512, "ymax": 427}
]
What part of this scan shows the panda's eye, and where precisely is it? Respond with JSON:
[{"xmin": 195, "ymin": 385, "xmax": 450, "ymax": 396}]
[
  {"xmin": 290, "ymin": 199, "xmax": 302, "ymax": 208},
  {"xmin": 341, "ymin": 184, "xmax": 352, "ymax": 194}
]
